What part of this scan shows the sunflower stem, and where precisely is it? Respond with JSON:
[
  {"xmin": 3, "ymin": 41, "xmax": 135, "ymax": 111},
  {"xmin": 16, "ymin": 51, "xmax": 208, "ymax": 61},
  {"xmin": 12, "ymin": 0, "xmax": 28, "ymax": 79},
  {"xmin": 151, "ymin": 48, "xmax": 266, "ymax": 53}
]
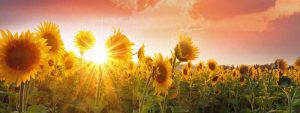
[
  {"xmin": 162, "ymin": 93, "xmax": 168, "ymax": 113},
  {"xmin": 138, "ymin": 70, "xmax": 153, "ymax": 113},
  {"xmin": 281, "ymin": 88, "xmax": 292, "ymax": 113},
  {"xmin": 18, "ymin": 82, "xmax": 26, "ymax": 113}
]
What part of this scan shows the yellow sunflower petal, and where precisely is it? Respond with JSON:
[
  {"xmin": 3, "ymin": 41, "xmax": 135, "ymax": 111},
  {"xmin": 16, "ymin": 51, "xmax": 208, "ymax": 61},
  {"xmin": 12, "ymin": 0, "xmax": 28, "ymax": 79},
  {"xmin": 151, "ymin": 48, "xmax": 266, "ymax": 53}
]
[
  {"xmin": 105, "ymin": 29, "xmax": 134, "ymax": 62},
  {"xmin": 0, "ymin": 30, "xmax": 50, "ymax": 85},
  {"xmin": 174, "ymin": 34, "xmax": 198, "ymax": 62},
  {"xmin": 36, "ymin": 21, "xmax": 64, "ymax": 61},
  {"xmin": 74, "ymin": 30, "xmax": 96, "ymax": 55},
  {"xmin": 152, "ymin": 53, "xmax": 173, "ymax": 95}
]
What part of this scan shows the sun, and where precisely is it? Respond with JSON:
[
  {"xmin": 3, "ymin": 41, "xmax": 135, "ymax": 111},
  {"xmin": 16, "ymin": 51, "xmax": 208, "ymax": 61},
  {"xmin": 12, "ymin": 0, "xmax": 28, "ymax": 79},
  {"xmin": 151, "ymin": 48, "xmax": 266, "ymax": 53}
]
[{"xmin": 84, "ymin": 41, "xmax": 108, "ymax": 64}]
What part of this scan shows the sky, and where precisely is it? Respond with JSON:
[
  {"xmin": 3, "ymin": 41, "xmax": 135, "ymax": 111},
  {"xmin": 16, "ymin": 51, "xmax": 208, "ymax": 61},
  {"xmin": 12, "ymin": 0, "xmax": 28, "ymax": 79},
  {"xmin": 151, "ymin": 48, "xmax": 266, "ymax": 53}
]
[{"xmin": 0, "ymin": 0, "xmax": 300, "ymax": 65}]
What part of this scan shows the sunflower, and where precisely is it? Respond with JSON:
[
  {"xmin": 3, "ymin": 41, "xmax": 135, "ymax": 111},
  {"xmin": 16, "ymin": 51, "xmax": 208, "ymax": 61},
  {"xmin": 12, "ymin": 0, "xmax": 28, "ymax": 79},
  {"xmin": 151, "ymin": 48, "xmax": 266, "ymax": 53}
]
[
  {"xmin": 187, "ymin": 61, "xmax": 192, "ymax": 69},
  {"xmin": 214, "ymin": 89, "xmax": 222, "ymax": 95},
  {"xmin": 36, "ymin": 21, "xmax": 64, "ymax": 61},
  {"xmin": 239, "ymin": 65, "xmax": 249, "ymax": 76},
  {"xmin": 294, "ymin": 57, "xmax": 300, "ymax": 70},
  {"xmin": 105, "ymin": 29, "xmax": 134, "ymax": 62},
  {"xmin": 240, "ymin": 76, "xmax": 246, "ymax": 85},
  {"xmin": 207, "ymin": 59, "xmax": 218, "ymax": 71},
  {"xmin": 211, "ymin": 75, "xmax": 219, "ymax": 86},
  {"xmin": 152, "ymin": 53, "xmax": 172, "ymax": 95},
  {"xmin": 275, "ymin": 59, "xmax": 288, "ymax": 74},
  {"xmin": 126, "ymin": 62, "xmax": 137, "ymax": 76},
  {"xmin": 145, "ymin": 56, "xmax": 153, "ymax": 68},
  {"xmin": 63, "ymin": 52, "xmax": 78, "ymax": 76},
  {"xmin": 174, "ymin": 34, "xmax": 198, "ymax": 62},
  {"xmin": 249, "ymin": 67, "xmax": 257, "ymax": 80},
  {"xmin": 196, "ymin": 61, "xmax": 204, "ymax": 71},
  {"xmin": 36, "ymin": 60, "xmax": 55, "ymax": 81},
  {"xmin": 74, "ymin": 30, "xmax": 96, "ymax": 55},
  {"xmin": 232, "ymin": 69, "xmax": 239, "ymax": 79},
  {"xmin": 0, "ymin": 30, "xmax": 50, "ymax": 85},
  {"xmin": 137, "ymin": 44, "xmax": 145, "ymax": 61},
  {"xmin": 182, "ymin": 66, "xmax": 191, "ymax": 80}
]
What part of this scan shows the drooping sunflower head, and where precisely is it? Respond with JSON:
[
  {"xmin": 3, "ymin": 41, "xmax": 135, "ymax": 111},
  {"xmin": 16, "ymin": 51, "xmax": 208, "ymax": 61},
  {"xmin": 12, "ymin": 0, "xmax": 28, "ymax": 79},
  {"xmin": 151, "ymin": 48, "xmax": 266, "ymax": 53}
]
[
  {"xmin": 152, "ymin": 53, "xmax": 172, "ymax": 95},
  {"xmin": 36, "ymin": 21, "xmax": 64, "ymax": 60},
  {"xmin": 63, "ymin": 52, "xmax": 78, "ymax": 76},
  {"xmin": 207, "ymin": 59, "xmax": 218, "ymax": 71},
  {"xmin": 239, "ymin": 65, "xmax": 249, "ymax": 76},
  {"xmin": 105, "ymin": 29, "xmax": 134, "ymax": 62},
  {"xmin": 137, "ymin": 44, "xmax": 145, "ymax": 61},
  {"xmin": 294, "ymin": 57, "xmax": 300, "ymax": 70},
  {"xmin": 0, "ymin": 30, "xmax": 50, "ymax": 85},
  {"xmin": 74, "ymin": 30, "xmax": 96, "ymax": 55},
  {"xmin": 275, "ymin": 59, "xmax": 288, "ymax": 74},
  {"xmin": 174, "ymin": 34, "xmax": 198, "ymax": 62}
]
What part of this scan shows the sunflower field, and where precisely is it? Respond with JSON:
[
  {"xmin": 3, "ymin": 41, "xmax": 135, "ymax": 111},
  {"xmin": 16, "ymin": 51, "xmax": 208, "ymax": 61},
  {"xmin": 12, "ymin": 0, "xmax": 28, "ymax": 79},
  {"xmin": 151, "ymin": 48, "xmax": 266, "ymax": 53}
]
[{"xmin": 0, "ymin": 21, "xmax": 300, "ymax": 113}]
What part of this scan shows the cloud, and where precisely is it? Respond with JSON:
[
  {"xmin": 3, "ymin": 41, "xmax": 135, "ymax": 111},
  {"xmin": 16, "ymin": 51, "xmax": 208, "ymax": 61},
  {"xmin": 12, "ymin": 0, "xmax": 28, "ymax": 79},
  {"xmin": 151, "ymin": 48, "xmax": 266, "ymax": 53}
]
[
  {"xmin": 189, "ymin": 0, "xmax": 276, "ymax": 20},
  {"xmin": 137, "ymin": 0, "xmax": 160, "ymax": 11},
  {"xmin": 0, "ymin": 0, "xmax": 160, "ymax": 27},
  {"xmin": 256, "ymin": 12, "xmax": 300, "ymax": 58}
]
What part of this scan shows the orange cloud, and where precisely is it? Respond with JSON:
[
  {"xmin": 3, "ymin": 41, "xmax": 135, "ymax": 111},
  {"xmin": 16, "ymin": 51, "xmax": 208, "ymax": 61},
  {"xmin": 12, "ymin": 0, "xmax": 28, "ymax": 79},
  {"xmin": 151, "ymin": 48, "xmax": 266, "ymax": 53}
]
[
  {"xmin": 137, "ymin": 0, "xmax": 160, "ymax": 11},
  {"xmin": 189, "ymin": 0, "xmax": 276, "ymax": 20},
  {"xmin": 0, "ymin": 0, "xmax": 160, "ymax": 27}
]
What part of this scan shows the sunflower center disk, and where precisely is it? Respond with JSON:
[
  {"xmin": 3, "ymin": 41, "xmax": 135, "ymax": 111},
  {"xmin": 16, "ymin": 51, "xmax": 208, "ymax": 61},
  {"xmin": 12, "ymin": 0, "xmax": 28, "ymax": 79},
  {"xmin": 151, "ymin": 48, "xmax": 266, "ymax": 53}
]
[
  {"xmin": 156, "ymin": 65, "xmax": 167, "ymax": 83},
  {"xmin": 43, "ymin": 33, "xmax": 58, "ymax": 51},
  {"xmin": 6, "ymin": 41, "xmax": 39, "ymax": 71},
  {"xmin": 65, "ymin": 59, "xmax": 74, "ymax": 70}
]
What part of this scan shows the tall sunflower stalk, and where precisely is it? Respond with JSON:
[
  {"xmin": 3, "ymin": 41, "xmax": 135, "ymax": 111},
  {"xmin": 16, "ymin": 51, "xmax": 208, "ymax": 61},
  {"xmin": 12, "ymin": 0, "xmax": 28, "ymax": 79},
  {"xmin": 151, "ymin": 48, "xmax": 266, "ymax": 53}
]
[
  {"xmin": 18, "ymin": 82, "xmax": 26, "ymax": 113},
  {"xmin": 161, "ymin": 54, "xmax": 177, "ymax": 113},
  {"xmin": 138, "ymin": 69, "xmax": 153, "ymax": 113}
]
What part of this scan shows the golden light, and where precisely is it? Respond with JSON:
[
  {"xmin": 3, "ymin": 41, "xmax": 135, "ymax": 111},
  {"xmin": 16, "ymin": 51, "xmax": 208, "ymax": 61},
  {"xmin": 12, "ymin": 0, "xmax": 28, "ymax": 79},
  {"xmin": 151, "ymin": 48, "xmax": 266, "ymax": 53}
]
[{"xmin": 84, "ymin": 41, "xmax": 108, "ymax": 64}]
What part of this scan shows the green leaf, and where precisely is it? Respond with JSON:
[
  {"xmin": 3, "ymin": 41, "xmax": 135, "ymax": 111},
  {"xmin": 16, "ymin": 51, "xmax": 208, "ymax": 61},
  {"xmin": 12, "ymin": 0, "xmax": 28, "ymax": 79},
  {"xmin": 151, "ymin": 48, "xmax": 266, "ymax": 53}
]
[{"xmin": 27, "ymin": 105, "xmax": 47, "ymax": 113}]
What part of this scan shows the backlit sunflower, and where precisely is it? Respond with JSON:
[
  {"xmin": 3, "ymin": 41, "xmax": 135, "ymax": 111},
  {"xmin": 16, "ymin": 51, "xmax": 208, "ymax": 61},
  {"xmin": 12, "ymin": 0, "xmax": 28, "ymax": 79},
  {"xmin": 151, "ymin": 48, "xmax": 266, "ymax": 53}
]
[
  {"xmin": 196, "ymin": 61, "xmax": 204, "ymax": 71},
  {"xmin": 105, "ymin": 29, "xmax": 134, "ymax": 62},
  {"xmin": 0, "ymin": 30, "xmax": 50, "ymax": 85},
  {"xmin": 36, "ymin": 21, "xmax": 64, "ymax": 61},
  {"xmin": 294, "ymin": 57, "xmax": 300, "ymax": 70},
  {"xmin": 232, "ymin": 69, "xmax": 239, "ymax": 79},
  {"xmin": 240, "ymin": 76, "xmax": 246, "ymax": 85},
  {"xmin": 207, "ymin": 59, "xmax": 218, "ymax": 71},
  {"xmin": 182, "ymin": 66, "xmax": 191, "ymax": 80},
  {"xmin": 187, "ymin": 61, "xmax": 192, "ymax": 69},
  {"xmin": 63, "ymin": 52, "xmax": 78, "ymax": 76},
  {"xmin": 74, "ymin": 30, "xmax": 96, "ymax": 55},
  {"xmin": 211, "ymin": 75, "xmax": 219, "ymax": 86},
  {"xmin": 152, "ymin": 53, "xmax": 172, "ymax": 95},
  {"xmin": 239, "ymin": 65, "xmax": 249, "ymax": 76},
  {"xmin": 275, "ymin": 59, "xmax": 288, "ymax": 74},
  {"xmin": 174, "ymin": 34, "xmax": 198, "ymax": 62},
  {"xmin": 249, "ymin": 67, "xmax": 257, "ymax": 79}
]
